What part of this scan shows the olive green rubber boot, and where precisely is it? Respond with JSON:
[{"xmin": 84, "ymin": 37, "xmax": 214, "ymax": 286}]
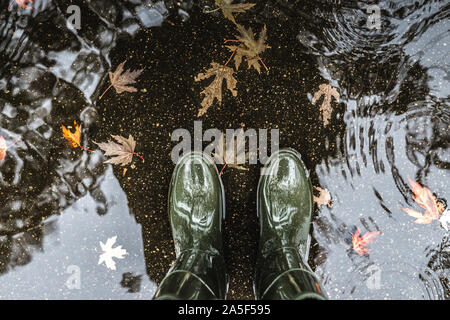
[
  {"xmin": 254, "ymin": 149, "xmax": 327, "ymax": 300},
  {"xmin": 153, "ymin": 152, "xmax": 228, "ymax": 300}
]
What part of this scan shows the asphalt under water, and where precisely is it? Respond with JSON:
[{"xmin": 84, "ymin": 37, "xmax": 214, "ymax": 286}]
[{"xmin": 0, "ymin": 0, "xmax": 448, "ymax": 299}]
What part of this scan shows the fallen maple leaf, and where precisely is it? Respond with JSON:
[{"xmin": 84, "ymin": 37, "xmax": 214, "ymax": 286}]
[
  {"xmin": 61, "ymin": 121, "xmax": 81, "ymax": 148},
  {"xmin": 0, "ymin": 136, "xmax": 21, "ymax": 161},
  {"xmin": 95, "ymin": 134, "xmax": 144, "ymax": 166},
  {"xmin": 352, "ymin": 227, "xmax": 380, "ymax": 256},
  {"xmin": 212, "ymin": 132, "xmax": 249, "ymax": 174},
  {"xmin": 225, "ymin": 24, "xmax": 270, "ymax": 74},
  {"xmin": 213, "ymin": 0, "xmax": 255, "ymax": 24},
  {"xmin": 401, "ymin": 177, "xmax": 444, "ymax": 224},
  {"xmin": 99, "ymin": 61, "xmax": 144, "ymax": 99},
  {"xmin": 0, "ymin": 136, "xmax": 7, "ymax": 161},
  {"xmin": 195, "ymin": 62, "xmax": 238, "ymax": 117},
  {"xmin": 312, "ymin": 84, "xmax": 339, "ymax": 127},
  {"xmin": 98, "ymin": 236, "xmax": 127, "ymax": 270},
  {"xmin": 313, "ymin": 186, "xmax": 332, "ymax": 208},
  {"xmin": 61, "ymin": 121, "xmax": 93, "ymax": 152},
  {"xmin": 8, "ymin": 0, "xmax": 33, "ymax": 10}
]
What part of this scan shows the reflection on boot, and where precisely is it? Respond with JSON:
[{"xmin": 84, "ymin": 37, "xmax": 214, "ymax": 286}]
[
  {"xmin": 153, "ymin": 249, "xmax": 227, "ymax": 300},
  {"xmin": 256, "ymin": 247, "xmax": 326, "ymax": 300}
]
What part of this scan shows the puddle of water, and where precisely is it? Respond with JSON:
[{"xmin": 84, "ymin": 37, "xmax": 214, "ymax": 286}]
[
  {"xmin": 0, "ymin": 0, "xmax": 448, "ymax": 299},
  {"xmin": 0, "ymin": 166, "xmax": 156, "ymax": 299}
]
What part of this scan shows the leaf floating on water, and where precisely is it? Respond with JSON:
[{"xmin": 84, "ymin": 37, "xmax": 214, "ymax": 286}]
[
  {"xmin": 195, "ymin": 62, "xmax": 238, "ymax": 117},
  {"xmin": 351, "ymin": 227, "xmax": 380, "ymax": 256},
  {"xmin": 214, "ymin": 0, "xmax": 255, "ymax": 24},
  {"xmin": 0, "ymin": 136, "xmax": 7, "ymax": 161},
  {"xmin": 9, "ymin": 0, "xmax": 34, "ymax": 10},
  {"xmin": 0, "ymin": 136, "xmax": 21, "ymax": 161},
  {"xmin": 225, "ymin": 24, "xmax": 270, "ymax": 74},
  {"xmin": 312, "ymin": 84, "xmax": 339, "ymax": 127},
  {"xmin": 98, "ymin": 236, "xmax": 127, "ymax": 270},
  {"xmin": 100, "ymin": 61, "xmax": 144, "ymax": 99},
  {"xmin": 61, "ymin": 121, "xmax": 93, "ymax": 152},
  {"xmin": 95, "ymin": 134, "xmax": 144, "ymax": 166},
  {"xmin": 401, "ymin": 177, "xmax": 444, "ymax": 224},
  {"xmin": 313, "ymin": 186, "xmax": 332, "ymax": 208},
  {"xmin": 61, "ymin": 121, "xmax": 82, "ymax": 148}
]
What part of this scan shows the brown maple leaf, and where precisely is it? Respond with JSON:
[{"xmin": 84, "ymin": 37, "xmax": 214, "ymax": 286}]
[
  {"xmin": 194, "ymin": 62, "xmax": 238, "ymax": 117},
  {"xmin": 313, "ymin": 186, "xmax": 332, "ymax": 208},
  {"xmin": 312, "ymin": 84, "xmax": 340, "ymax": 127},
  {"xmin": 99, "ymin": 61, "xmax": 144, "ymax": 99},
  {"xmin": 214, "ymin": 0, "xmax": 255, "ymax": 24},
  {"xmin": 351, "ymin": 227, "xmax": 381, "ymax": 256},
  {"xmin": 95, "ymin": 135, "xmax": 144, "ymax": 166},
  {"xmin": 9, "ymin": 0, "xmax": 34, "ymax": 10},
  {"xmin": 401, "ymin": 177, "xmax": 444, "ymax": 224},
  {"xmin": 212, "ymin": 132, "xmax": 249, "ymax": 174},
  {"xmin": 225, "ymin": 24, "xmax": 270, "ymax": 74}
]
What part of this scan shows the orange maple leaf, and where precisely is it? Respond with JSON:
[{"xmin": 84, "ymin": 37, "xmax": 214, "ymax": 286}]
[
  {"xmin": 0, "ymin": 136, "xmax": 7, "ymax": 161},
  {"xmin": 61, "ymin": 121, "xmax": 81, "ymax": 148},
  {"xmin": 351, "ymin": 227, "xmax": 380, "ymax": 256},
  {"xmin": 9, "ymin": 0, "xmax": 34, "ymax": 10},
  {"xmin": 401, "ymin": 177, "xmax": 444, "ymax": 224},
  {"xmin": 0, "ymin": 136, "xmax": 20, "ymax": 161}
]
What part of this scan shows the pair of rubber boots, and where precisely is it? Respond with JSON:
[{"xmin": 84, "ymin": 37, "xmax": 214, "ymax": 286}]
[{"xmin": 153, "ymin": 149, "xmax": 326, "ymax": 300}]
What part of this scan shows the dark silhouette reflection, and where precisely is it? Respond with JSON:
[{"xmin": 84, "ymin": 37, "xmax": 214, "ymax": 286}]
[{"xmin": 121, "ymin": 272, "xmax": 143, "ymax": 293}]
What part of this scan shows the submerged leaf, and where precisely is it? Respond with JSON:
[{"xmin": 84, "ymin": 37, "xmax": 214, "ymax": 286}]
[
  {"xmin": 401, "ymin": 178, "xmax": 444, "ymax": 224},
  {"xmin": 100, "ymin": 61, "xmax": 144, "ymax": 99},
  {"xmin": 214, "ymin": 0, "xmax": 255, "ymax": 24},
  {"xmin": 95, "ymin": 134, "xmax": 144, "ymax": 166},
  {"xmin": 0, "ymin": 136, "xmax": 7, "ymax": 161},
  {"xmin": 194, "ymin": 62, "xmax": 238, "ymax": 116},
  {"xmin": 312, "ymin": 84, "xmax": 339, "ymax": 127},
  {"xmin": 226, "ymin": 24, "xmax": 270, "ymax": 73},
  {"xmin": 9, "ymin": 0, "xmax": 34, "ymax": 10},
  {"xmin": 61, "ymin": 121, "xmax": 81, "ymax": 148},
  {"xmin": 313, "ymin": 186, "xmax": 332, "ymax": 208},
  {"xmin": 351, "ymin": 227, "xmax": 381, "ymax": 256}
]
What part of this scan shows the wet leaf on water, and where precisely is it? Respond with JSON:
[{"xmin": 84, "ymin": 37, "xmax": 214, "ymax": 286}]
[
  {"xmin": 0, "ymin": 136, "xmax": 7, "ymax": 161},
  {"xmin": 98, "ymin": 236, "xmax": 127, "ymax": 270},
  {"xmin": 61, "ymin": 121, "xmax": 81, "ymax": 148},
  {"xmin": 99, "ymin": 61, "xmax": 144, "ymax": 99},
  {"xmin": 195, "ymin": 62, "xmax": 238, "ymax": 117},
  {"xmin": 0, "ymin": 136, "xmax": 21, "ymax": 161},
  {"xmin": 214, "ymin": 0, "xmax": 255, "ymax": 24},
  {"xmin": 95, "ymin": 134, "xmax": 144, "ymax": 166},
  {"xmin": 401, "ymin": 177, "xmax": 445, "ymax": 224},
  {"xmin": 225, "ymin": 24, "xmax": 270, "ymax": 74},
  {"xmin": 61, "ymin": 121, "xmax": 94, "ymax": 152},
  {"xmin": 351, "ymin": 227, "xmax": 381, "ymax": 256},
  {"xmin": 9, "ymin": 0, "xmax": 34, "ymax": 10},
  {"xmin": 313, "ymin": 186, "xmax": 332, "ymax": 208},
  {"xmin": 312, "ymin": 84, "xmax": 340, "ymax": 127}
]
